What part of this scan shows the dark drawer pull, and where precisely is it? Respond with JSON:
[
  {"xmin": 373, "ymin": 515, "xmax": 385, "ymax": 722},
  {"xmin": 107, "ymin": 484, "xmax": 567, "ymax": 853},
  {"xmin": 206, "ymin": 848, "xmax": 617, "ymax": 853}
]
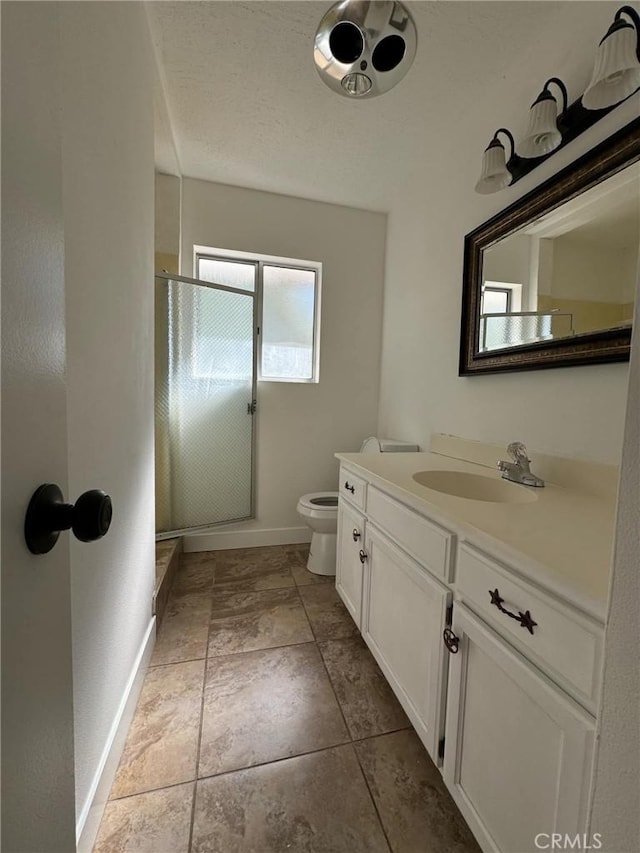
[
  {"xmin": 359, "ymin": 549, "xmax": 368, "ymax": 564},
  {"xmin": 489, "ymin": 588, "xmax": 537, "ymax": 635},
  {"xmin": 344, "ymin": 481, "xmax": 355, "ymax": 494},
  {"xmin": 443, "ymin": 628, "xmax": 460, "ymax": 654},
  {"xmin": 352, "ymin": 528, "xmax": 361, "ymax": 542}
]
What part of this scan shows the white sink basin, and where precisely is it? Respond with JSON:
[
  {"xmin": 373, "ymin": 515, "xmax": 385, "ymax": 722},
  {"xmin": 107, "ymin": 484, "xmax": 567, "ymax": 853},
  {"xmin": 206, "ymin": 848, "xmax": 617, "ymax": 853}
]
[{"xmin": 412, "ymin": 470, "xmax": 538, "ymax": 504}]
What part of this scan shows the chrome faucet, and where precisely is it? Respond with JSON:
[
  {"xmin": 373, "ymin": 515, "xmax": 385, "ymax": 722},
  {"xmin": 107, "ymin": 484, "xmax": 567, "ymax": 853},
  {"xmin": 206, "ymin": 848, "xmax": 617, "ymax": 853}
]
[{"xmin": 497, "ymin": 442, "xmax": 545, "ymax": 488}]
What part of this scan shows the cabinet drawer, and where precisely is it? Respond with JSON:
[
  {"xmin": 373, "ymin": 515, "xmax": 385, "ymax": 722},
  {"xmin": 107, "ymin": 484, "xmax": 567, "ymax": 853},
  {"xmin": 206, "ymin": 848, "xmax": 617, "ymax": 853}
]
[
  {"xmin": 456, "ymin": 544, "xmax": 603, "ymax": 708},
  {"xmin": 367, "ymin": 486, "xmax": 454, "ymax": 581},
  {"xmin": 339, "ymin": 466, "xmax": 367, "ymax": 510}
]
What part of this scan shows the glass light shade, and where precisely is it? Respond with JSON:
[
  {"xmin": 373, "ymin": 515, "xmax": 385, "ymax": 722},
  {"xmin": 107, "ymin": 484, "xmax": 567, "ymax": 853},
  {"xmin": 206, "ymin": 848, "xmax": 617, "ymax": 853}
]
[
  {"xmin": 519, "ymin": 95, "xmax": 562, "ymax": 158},
  {"xmin": 341, "ymin": 72, "xmax": 372, "ymax": 96},
  {"xmin": 475, "ymin": 142, "xmax": 511, "ymax": 194},
  {"xmin": 582, "ymin": 24, "xmax": 640, "ymax": 110}
]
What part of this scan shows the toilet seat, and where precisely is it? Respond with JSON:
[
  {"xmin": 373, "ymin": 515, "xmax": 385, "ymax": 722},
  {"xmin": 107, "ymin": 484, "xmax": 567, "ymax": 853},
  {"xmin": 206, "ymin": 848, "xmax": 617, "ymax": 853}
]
[{"xmin": 297, "ymin": 492, "xmax": 339, "ymax": 512}]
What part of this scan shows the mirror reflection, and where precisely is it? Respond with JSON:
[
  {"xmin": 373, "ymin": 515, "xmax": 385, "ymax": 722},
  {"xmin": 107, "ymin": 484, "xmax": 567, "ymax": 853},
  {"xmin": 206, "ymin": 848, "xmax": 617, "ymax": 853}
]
[{"xmin": 479, "ymin": 163, "xmax": 640, "ymax": 353}]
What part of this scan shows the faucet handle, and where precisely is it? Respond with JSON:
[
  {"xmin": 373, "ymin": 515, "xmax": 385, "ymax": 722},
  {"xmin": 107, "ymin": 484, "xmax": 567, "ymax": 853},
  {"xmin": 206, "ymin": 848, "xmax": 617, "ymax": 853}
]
[{"xmin": 507, "ymin": 441, "xmax": 530, "ymax": 464}]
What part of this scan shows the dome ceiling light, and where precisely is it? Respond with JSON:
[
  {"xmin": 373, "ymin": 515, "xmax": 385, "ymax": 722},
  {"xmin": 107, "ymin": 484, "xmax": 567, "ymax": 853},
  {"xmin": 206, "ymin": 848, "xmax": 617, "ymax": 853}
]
[{"xmin": 314, "ymin": 0, "xmax": 417, "ymax": 99}]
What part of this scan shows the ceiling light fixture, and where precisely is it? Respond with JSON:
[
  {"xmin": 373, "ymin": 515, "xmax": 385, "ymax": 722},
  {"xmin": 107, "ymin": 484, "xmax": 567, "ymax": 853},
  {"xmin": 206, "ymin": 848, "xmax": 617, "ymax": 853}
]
[
  {"xmin": 314, "ymin": 0, "xmax": 417, "ymax": 99},
  {"xmin": 582, "ymin": 5, "xmax": 640, "ymax": 110}
]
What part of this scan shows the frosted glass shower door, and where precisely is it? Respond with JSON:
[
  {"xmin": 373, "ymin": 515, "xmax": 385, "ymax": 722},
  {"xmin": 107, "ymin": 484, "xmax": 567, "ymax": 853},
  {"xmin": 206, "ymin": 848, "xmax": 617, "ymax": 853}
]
[{"xmin": 155, "ymin": 274, "xmax": 257, "ymax": 533}]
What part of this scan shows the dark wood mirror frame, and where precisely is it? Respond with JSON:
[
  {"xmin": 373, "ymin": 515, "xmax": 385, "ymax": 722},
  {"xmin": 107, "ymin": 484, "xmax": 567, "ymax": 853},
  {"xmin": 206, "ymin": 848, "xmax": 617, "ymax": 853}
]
[{"xmin": 459, "ymin": 117, "xmax": 640, "ymax": 376}]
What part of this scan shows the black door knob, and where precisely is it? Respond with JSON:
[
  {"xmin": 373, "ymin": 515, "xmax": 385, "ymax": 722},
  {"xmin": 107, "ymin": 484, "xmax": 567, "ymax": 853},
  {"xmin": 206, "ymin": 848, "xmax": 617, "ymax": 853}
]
[{"xmin": 24, "ymin": 483, "xmax": 113, "ymax": 554}]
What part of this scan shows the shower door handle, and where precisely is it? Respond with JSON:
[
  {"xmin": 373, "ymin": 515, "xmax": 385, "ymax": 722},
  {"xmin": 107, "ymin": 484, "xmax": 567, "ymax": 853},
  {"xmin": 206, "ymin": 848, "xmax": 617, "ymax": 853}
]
[{"xmin": 247, "ymin": 399, "xmax": 257, "ymax": 415}]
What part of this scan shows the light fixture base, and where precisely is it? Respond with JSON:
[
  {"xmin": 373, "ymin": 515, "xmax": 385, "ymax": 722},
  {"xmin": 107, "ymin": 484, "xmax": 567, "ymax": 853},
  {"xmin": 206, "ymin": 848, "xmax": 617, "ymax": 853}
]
[{"xmin": 314, "ymin": 0, "xmax": 417, "ymax": 99}]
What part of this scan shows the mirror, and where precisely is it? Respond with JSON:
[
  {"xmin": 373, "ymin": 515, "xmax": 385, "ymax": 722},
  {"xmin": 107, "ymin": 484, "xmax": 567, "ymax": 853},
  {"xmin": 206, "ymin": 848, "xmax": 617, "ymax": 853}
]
[{"xmin": 460, "ymin": 119, "xmax": 640, "ymax": 375}]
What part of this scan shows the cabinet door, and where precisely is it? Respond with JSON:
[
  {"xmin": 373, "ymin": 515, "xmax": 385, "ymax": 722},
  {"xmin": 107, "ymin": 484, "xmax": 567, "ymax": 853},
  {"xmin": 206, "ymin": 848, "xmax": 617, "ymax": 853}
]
[
  {"xmin": 443, "ymin": 604, "xmax": 596, "ymax": 853},
  {"xmin": 336, "ymin": 502, "xmax": 366, "ymax": 628},
  {"xmin": 362, "ymin": 525, "xmax": 450, "ymax": 760}
]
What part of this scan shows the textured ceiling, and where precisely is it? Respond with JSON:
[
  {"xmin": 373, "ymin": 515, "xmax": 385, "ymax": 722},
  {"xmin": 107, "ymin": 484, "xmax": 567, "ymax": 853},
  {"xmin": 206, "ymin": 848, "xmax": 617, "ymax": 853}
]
[{"xmin": 147, "ymin": 1, "xmax": 621, "ymax": 212}]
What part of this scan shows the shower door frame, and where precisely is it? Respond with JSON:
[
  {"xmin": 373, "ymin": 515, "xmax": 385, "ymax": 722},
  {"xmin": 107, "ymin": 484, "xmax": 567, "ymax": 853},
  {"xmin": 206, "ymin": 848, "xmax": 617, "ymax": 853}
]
[{"xmin": 155, "ymin": 270, "xmax": 259, "ymax": 537}]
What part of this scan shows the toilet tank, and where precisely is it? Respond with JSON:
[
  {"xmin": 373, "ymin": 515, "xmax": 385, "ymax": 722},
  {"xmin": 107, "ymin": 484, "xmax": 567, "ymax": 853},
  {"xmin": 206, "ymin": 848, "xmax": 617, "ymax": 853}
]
[{"xmin": 360, "ymin": 436, "xmax": 420, "ymax": 453}]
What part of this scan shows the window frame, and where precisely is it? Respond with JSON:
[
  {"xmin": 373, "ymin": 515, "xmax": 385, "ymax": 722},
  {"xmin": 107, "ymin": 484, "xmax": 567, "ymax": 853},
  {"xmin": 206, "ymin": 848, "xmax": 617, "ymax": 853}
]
[{"xmin": 194, "ymin": 245, "xmax": 322, "ymax": 384}]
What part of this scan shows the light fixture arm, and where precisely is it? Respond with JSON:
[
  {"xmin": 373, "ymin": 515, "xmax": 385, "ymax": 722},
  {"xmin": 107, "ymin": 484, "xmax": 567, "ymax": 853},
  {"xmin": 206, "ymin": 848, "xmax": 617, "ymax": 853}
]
[
  {"xmin": 614, "ymin": 5, "xmax": 640, "ymax": 58},
  {"xmin": 543, "ymin": 77, "xmax": 568, "ymax": 113},
  {"xmin": 493, "ymin": 128, "xmax": 515, "ymax": 160}
]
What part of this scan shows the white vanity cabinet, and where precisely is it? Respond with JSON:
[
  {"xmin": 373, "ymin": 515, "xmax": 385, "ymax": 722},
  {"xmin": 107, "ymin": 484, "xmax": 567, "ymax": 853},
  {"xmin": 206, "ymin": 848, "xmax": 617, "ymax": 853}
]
[
  {"xmin": 336, "ymin": 465, "xmax": 453, "ymax": 762},
  {"xmin": 443, "ymin": 603, "xmax": 596, "ymax": 853},
  {"xmin": 335, "ymin": 499, "xmax": 366, "ymax": 628},
  {"xmin": 361, "ymin": 524, "xmax": 451, "ymax": 760},
  {"xmin": 334, "ymin": 459, "xmax": 604, "ymax": 853}
]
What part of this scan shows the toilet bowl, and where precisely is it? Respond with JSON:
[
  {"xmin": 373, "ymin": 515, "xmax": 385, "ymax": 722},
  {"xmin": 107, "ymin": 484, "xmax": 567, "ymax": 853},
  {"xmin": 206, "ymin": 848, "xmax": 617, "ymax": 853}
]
[
  {"xmin": 296, "ymin": 492, "xmax": 339, "ymax": 576},
  {"xmin": 296, "ymin": 437, "xmax": 420, "ymax": 576}
]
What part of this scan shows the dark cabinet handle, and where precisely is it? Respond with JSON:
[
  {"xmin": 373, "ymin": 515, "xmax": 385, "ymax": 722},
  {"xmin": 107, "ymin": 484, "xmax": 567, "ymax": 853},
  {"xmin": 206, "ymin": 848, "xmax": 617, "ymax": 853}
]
[
  {"xmin": 443, "ymin": 628, "xmax": 460, "ymax": 654},
  {"xmin": 25, "ymin": 483, "xmax": 113, "ymax": 554},
  {"xmin": 352, "ymin": 528, "xmax": 361, "ymax": 542},
  {"xmin": 489, "ymin": 588, "xmax": 537, "ymax": 635},
  {"xmin": 344, "ymin": 481, "xmax": 355, "ymax": 494},
  {"xmin": 359, "ymin": 549, "xmax": 368, "ymax": 564}
]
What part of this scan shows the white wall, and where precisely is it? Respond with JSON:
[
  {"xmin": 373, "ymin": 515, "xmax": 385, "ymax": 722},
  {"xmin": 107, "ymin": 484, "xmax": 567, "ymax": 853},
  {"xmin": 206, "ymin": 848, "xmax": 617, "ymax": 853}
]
[
  {"xmin": 60, "ymin": 2, "xmax": 155, "ymax": 842},
  {"xmin": 621, "ymin": 248, "xmax": 639, "ymax": 305},
  {"xmin": 590, "ymin": 281, "xmax": 640, "ymax": 851},
  {"xmin": 181, "ymin": 179, "xmax": 386, "ymax": 530},
  {"xmin": 155, "ymin": 172, "xmax": 181, "ymax": 257},
  {"xmin": 552, "ymin": 239, "xmax": 634, "ymax": 304},
  {"xmin": 483, "ymin": 234, "xmax": 531, "ymax": 286},
  {"xmin": 377, "ymin": 16, "xmax": 639, "ymax": 464}
]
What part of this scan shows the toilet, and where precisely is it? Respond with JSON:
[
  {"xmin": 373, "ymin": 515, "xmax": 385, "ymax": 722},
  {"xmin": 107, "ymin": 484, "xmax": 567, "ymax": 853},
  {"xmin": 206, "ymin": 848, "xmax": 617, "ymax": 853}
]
[{"xmin": 297, "ymin": 437, "xmax": 419, "ymax": 576}]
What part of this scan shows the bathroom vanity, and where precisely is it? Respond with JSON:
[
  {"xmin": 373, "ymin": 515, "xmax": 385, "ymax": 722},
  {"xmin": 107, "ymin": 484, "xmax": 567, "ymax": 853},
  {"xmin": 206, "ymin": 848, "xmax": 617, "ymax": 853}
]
[{"xmin": 335, "ymin": 436, "xmax": 616, "ymax": 853}]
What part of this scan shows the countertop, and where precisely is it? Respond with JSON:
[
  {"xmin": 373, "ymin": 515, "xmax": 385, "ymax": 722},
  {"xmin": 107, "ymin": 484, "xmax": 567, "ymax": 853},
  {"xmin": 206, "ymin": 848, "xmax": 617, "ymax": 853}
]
[{"xmin": 335, "ymin": 450, "xmax": 617, "ymax": 623}]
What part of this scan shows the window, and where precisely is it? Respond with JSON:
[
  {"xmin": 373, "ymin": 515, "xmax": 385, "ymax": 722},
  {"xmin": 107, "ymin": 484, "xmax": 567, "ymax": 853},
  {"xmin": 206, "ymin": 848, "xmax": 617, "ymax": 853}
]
[
  {"xmin": 481, "ymin": 286, "xmax": 511, "ymax": 315},
  {"xmin": 481, "ymin": 280, "xmax": 523, "ymax": 315},
  {"xmin": 195, "ymin": 247, "xmax": 321, "ymax": 383}
]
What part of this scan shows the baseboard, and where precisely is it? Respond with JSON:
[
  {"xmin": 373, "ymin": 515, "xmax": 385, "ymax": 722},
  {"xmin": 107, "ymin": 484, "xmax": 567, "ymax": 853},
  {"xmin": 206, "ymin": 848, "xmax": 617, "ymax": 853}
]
[
  {"xmin": 76, "ymin": 617, "xmax": 156, "ymax": 853},
  {"xmin": 184, "ymin": 526, "xmax": 311, "ymax": 552}
]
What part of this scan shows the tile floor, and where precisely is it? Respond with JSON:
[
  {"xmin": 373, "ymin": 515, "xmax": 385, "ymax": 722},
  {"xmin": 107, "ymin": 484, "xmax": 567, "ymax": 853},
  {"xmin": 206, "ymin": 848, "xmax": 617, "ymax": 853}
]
[{"xmin": 94, "ymin": 544, "xmax": 480, "ymax": 853}]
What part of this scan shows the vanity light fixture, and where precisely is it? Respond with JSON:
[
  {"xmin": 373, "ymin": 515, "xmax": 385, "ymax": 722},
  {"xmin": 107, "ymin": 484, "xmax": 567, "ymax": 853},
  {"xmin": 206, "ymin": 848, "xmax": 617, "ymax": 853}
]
[
  {"xmin": 474, "ymin": 6, "xmax": 640, "ymax": 194},
  {"xmin": 582, "ymin": 6, "xmax": 640, "ymax": 110},
  {"xmin": 475, "ymin": 129, "xmax": 515, "ymax": 194},
  {"xmin": 519, "ymin": 78, "xmax": 568, "ymax": 159}
]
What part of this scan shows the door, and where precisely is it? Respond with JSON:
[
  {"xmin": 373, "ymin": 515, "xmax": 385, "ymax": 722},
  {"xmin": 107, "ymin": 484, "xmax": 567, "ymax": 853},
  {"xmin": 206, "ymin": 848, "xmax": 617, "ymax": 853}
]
[
  {"xmin": 361, "ymin": 525, "xmax": 451, "ymax": 761},
  {"xmin": 336, "ymin": 501, "xmax": 366, "ymax": 627},
  {"xmin": 155, "ymin": 273, "xmax": 257, "ymax": 533},
  {"xmin": 443, "ymin": 604, "xmax": 596, "ymax": 853},
  {"xmin": 1, "ymin": 4, "xmax": 76, "ymax": 850}
]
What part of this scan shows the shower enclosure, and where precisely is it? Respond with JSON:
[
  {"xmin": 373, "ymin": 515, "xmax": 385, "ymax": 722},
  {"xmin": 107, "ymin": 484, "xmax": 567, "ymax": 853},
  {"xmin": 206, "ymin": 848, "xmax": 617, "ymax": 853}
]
[{"xmin": 155, "ymin": 270, "xmax": 258, "ymax": 534}]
